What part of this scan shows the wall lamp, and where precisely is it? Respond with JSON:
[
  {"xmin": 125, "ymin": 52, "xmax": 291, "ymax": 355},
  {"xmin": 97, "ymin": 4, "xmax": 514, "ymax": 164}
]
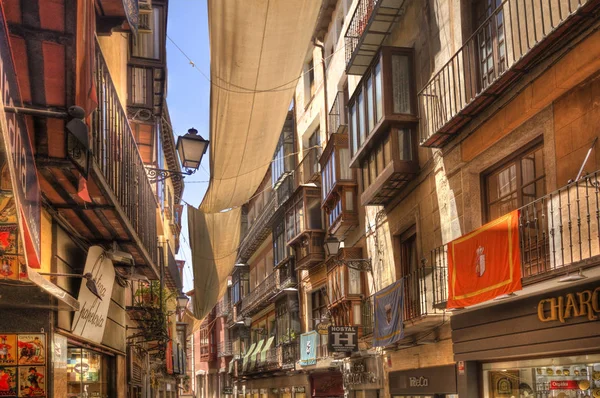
[
  {"xmin": 38, "ymin": 272, "xmax": 102, "ymax": 301},
  {"xmin": 145, "ymin": 128, "xmax": 209, "ymax": 182},
  {"xmin": 324, "ymin": 234, "xmax": 372, "ymax": 272}
]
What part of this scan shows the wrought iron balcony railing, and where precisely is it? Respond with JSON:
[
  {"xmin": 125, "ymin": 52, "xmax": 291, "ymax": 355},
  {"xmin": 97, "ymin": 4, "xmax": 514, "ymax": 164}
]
[
  {"xmin": 344, "ymin": 0, "xmax": 404, "ymax": 75},
  {"xmin": 361, "ymin": 295, "xmax": 374, "ymax": 337},
  {"xmin": 281, "ymin": 341, "xmax": 299, "ymax": 370},
  {"xmin": 328, "ymin": 91, "xmax": 347, "ymax": 136},
  {"xmin": 93, "ymin": 42, "xmax": 158, "ymax": 268},
  {"xmin": 431, "ymin": 171, "xmax": 600, "ymax": 307},
  {"xmin": 217, "ymin": 341, "xmax": 233, "ymax": 358},
  {"xmin": 216, "ymin": 297, "xmax": 232, "ymax": 318},
  {"xmin": 240, "ymin": 271, "xmax": 279, "ymax": 316},
  {"xmin": 418, "ymin": 0, "xmax": 598, "ymax": 147}
]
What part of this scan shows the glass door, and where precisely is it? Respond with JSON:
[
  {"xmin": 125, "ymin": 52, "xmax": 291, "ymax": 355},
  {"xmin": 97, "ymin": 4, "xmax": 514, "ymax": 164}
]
[{"xmin": 67, "ymin": 347, "xmax": 112, "ymax": 398}]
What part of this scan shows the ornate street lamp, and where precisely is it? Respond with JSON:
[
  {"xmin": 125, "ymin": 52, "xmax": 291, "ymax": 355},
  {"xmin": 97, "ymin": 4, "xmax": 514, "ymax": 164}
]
[
  {"xmin": 176, "ymin": 293, "xmax": 190, "ymax": 312},
  {"xmin": 323, "ymin": 234, "xmax": 372, "ymax": 272},
  {"xmin": 146, "ymin": 128, "xmax": 209, "ymax": 182}
]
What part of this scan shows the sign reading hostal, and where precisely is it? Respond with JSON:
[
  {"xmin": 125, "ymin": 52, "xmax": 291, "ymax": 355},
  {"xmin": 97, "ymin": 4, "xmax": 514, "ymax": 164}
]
[
  {"xmin": 328, "ymin": 326, "xmax": 358, "ymax": 352},
  {"xmin": 71, "ymin": 246, "xmax": 115, "ymax": 343}
]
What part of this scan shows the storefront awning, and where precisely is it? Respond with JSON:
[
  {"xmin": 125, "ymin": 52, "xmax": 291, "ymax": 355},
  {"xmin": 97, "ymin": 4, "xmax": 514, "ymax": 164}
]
[
  {"xmin": 228, "ymin": 359, "xmax": 234, "ymax": 374},
  {"xmin": 242, "ymin": 342, "xmax": 257, "ymax": 370},
  {"xmin": 249, "ymin": 339, "xmax": 265, "ymax": 370},
  {"xmin": 258, "ymin": 336, "xmax": 275, "ymax": 365},
  {"xmin": 0, "ymin": 269, "xmax": 79, "ymax": 311}
]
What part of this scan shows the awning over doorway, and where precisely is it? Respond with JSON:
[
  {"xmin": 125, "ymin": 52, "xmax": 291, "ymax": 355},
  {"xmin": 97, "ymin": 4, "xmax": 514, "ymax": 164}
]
[
  {"xmin": 242, "ymin": 342, "xmax": 257, "ymax": 370},
  {"xmin": 258, "ymin": 336, "xmax": 275, "ymax": 366},
  {"xmin": 249, "ymin": 339, "xmax": 265, "ymax": 370}
]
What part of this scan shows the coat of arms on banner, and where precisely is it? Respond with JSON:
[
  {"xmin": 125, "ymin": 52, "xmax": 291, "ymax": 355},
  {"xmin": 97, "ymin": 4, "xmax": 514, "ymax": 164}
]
[{"xmin": 373, "ymin": 280, "xmax": 404, "ymax": 347}]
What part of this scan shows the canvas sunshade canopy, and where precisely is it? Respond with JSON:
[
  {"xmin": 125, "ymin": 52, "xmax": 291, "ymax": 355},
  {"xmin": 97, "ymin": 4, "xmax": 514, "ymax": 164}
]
[
  {"xmin": 258, "ymin": 336, "xmax": 275, "ymax": 365},
  {"xmin": 242, "ymin": 342, "xmax": 257, "ymax": 370},
  {"xmin": 189, "ymin": 0, "xmax": 322, "ymax": 322},
  {"xmin": 249, "ymin": 339, "xmax": 265, "ymax": 370}
]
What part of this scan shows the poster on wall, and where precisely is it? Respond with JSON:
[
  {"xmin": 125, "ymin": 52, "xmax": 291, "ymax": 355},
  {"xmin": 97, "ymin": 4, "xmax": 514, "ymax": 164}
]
[
  {"xmin": 16, "ymin": 336, "xmax": 45, "ymax": 366},
  {"xmin": 0, "ymin": 336, "xmax": 16, "ymax": 366},
  {"xmin": 0, "ymin": 366, "xmax": 17, "ymax": 397},
  {"xmin": 17, "ymin": 366, "xmax": 44, "ymax": 397}
]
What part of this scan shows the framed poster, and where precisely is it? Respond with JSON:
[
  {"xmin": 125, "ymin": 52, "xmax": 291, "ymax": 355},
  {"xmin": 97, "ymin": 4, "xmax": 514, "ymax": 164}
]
[
  {"xmin": 18, "ymin": 366, "xmax": 45, "ymax": 397},
  {"xmin": 0, "ymin": 336, "xmax": 16, "ymax": 366},
  {"xmin": 16, "ymin": 336, "xmax": 45, "ymax": 366},
  {"xmin": 489, "ymin": 370, "xmax": 519, "ymax": 398},
  {"xmin": 0, "ymin": 366, "xmax": 17, "ymax": 397}
]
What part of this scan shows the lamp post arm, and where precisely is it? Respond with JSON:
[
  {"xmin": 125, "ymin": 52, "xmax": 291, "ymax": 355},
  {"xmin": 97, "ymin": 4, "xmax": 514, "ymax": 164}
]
[{"xmin": 145, "ymin": 167, "xmax": 195, "ymax": 183}]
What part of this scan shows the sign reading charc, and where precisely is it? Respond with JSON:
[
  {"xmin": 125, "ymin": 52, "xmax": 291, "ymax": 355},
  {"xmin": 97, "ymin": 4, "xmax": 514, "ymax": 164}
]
[{"xmin": 537, "ymin": 286, "xmax": 600, "ymax": 323}]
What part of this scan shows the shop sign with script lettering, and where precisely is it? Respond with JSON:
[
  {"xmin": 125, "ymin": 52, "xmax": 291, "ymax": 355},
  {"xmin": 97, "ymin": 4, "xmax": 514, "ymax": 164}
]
[{"xmin": 537, "ymin": 286, "xmax": 600, "ymax": 323}]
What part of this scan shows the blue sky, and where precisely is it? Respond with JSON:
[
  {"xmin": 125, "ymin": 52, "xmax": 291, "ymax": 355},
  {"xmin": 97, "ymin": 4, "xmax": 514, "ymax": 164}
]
[{"xmin": 166, "ymin": 1, "xmax": 211, "ymax": 292}]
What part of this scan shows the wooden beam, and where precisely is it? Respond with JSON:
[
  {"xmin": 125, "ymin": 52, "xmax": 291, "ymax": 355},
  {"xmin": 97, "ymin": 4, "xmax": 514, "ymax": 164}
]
[
  {"xmin": 8, "ymin": 23, "xmax": 73, "ymax": 45},
  {"xmin": 39, "ymin": 167, "xmax": 103, "ymax": 238}
]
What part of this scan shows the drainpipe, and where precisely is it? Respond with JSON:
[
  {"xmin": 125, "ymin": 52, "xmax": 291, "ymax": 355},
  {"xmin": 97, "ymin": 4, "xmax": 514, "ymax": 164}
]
[{"xmin": 314, "ymin": 39, "xmax": 329, "ymax": 144}]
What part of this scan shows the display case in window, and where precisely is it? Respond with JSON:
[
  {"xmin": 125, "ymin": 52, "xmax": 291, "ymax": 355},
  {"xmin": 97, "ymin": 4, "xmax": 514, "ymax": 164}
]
[{"xmin": 67, "ymin": 347, "xmax": 112, "ymax": 398}]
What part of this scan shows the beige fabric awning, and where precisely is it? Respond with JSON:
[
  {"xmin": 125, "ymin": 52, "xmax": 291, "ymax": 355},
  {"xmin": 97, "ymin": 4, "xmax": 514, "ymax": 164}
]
[
  {"xmin": 189, "ymin": 0, "xmax": 321, "ymax": 321},
  {"xmin": 201, "ymin": 0, "xmax": 322, "ymax": 212}
]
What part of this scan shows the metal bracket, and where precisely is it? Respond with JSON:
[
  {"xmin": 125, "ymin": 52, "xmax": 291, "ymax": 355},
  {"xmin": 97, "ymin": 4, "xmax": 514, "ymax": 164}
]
[
  {"xmin": 144, "ymin": 166, "xmax": 195, "ymax": 183},
  {"xmin": 335, "ymin": 258, "xmax": 372, "ymax": 272}
]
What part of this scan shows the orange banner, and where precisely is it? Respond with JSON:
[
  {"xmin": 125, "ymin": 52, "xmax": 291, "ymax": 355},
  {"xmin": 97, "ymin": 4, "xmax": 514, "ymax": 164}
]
[{"xmin": 447, "ymin": 210, "xmax": 522, "ymax": 308}]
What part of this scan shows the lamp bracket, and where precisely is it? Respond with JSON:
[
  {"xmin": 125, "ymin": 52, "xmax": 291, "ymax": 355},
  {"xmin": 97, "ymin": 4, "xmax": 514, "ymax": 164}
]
[
  {"xmin": 145, "ymin": 166, "xmax": 195, "ymax": 183},
  {"xmin": 334, "ymin": 259, "xmax": 372, "ymax": 272}
]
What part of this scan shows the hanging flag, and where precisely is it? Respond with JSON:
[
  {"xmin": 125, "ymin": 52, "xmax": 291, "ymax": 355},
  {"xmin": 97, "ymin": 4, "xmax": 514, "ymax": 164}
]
[
  {"xmin": 77, "ymin": 176, "xmax": 92, "ymax": 203},
  {"xmin": 373, "ymin": 280, "xmax": 404, "ymax": 347},
  {"xmin": 447, "ymin": 210, "xmax": 522, "ymax": 308},
  {"xmin": 299, "ymin": 331, "xmax": 318, "ymax": 366}
]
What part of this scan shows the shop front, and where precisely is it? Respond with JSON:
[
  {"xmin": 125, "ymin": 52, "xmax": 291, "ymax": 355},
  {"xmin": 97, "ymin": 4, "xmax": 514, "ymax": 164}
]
[
  {"xmin": 342, "ymin": 356, "xmax": 383, "ymax": 398},
  {"xmin": 388, "ymin": 365, "xmax": 458, "ymax": 398},
  {"xmin": 452, "ymin": 279, "xmax": 600, "ymax": 397},
  {"xmin": 239, "ymin": 374, "xmax": 310, "ymax": 398},
  {"xmin": 311, "ymin": 371, "xmax": 344, "ymax": 398}
]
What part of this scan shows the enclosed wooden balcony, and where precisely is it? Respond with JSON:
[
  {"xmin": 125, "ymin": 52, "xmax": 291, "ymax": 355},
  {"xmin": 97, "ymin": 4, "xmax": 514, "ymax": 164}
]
[
  {"xmin": 321, "ymin": 134, "xmax": 358, "ymax": 238},
  {"xmin": 37, "ymin": 42, "xmax": 158, "ymax": 277},
  {"xmin": 419, "ymin": 0, "xmax": 600, "ymax": 147},
  {"xmin": 286, "ymin": 186, "xmax": 326, "ymax": 270},
  {"xmin": 295, "ymin": 147, "xmax": 322, "ymax": 187}
]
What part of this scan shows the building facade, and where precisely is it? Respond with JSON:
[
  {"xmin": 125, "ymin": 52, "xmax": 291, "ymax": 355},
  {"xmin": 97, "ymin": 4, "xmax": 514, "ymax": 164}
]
[{"xmin": 0, "ymin": 1, "xmax": 188, "ymax": 397}]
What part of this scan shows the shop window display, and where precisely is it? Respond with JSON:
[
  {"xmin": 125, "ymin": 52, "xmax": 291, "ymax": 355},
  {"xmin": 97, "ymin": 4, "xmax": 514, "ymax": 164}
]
[
  {"xmin": 482, "ymin": 354, "xmax": 600, "ymax": 397},
  {"xmin": 67, "ymin": 347, "xmax": 112, "ymax": 398}
]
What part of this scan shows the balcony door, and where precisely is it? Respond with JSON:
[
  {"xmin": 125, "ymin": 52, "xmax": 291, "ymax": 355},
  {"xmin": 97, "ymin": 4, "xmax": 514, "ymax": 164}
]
[
  {"xmin": 474, "ymin": 0, "xmax": 506, "ymax": 90},
  {"xmin": 397, "ymin": 227, "xmax": 420, "ymax": 321}
]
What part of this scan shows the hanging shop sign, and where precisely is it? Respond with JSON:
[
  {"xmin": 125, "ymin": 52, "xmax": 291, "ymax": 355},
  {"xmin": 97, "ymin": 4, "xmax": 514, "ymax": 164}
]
[
  {"xmin": 537, "ymin": 286, "xmax": 600, "ymax": 323},
  {"xmin": 328, "ymin": 326, "xmax": 358, "ymax": 353},
  {"xmin": 316, "ymin": 321, "xmax": 331, "ymax": 335},
  {"xmin": 0, "ymin": 9, "xmax": 41, "ymax": 269},
  {"xmin": 342, "ymin": 357, "xmax": 383, "ymax": 390},
  {"xmin": 389, "ymin": 365, "xmax": 457, "ymax": 395},
  {"xmin": 71, "ymin": 246, "xmax": 115, "ymax": 343},
  {"xmin": 223, "ymin": 387, "xmax": 234, "ymax": 395}
]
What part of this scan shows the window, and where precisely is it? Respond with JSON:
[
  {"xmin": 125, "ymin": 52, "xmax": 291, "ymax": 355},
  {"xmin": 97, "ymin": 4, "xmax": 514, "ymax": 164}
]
[
  {"xmin": 232, "ymin": 269, "xmax": 249, "ymax": 305},
  {"xmin": 348, "ymin": 47, "xmax": 415, "ymax": 159},
  {"xmin": 474, "ymin": 0, "xmax": 506, "ymax": 90},
  {"xmin": 272, "ymin": 122, "xmax": 295, "ymax": 186},
  {"xmin": 273, "ymin": 220, "xmax": 287, "ymax": 266},
  {"xmin": 311, "ymin": 289, "xmax": 328, "ymax": 330},
  {"xmin": 129, "ymin": 66, "xmax": 151, "ymax": 106},
  {"xmin": 484, "ymin": 144, "xmax": 545, "ymax": 221},
  {"xmin": 67, "ymin": 347, "xmax": 114, "ymax": 397},
  {"xmin": 308, "ymin": 58, "xmax": 315, "ymax": 97},
  {"xmin": 132, "ymin": 7, "xmax": 163, "ymax": 59}
]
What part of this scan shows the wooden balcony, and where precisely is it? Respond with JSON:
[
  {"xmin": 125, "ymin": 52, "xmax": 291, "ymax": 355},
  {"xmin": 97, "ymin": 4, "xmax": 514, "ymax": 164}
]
[
  {"xmin": 419, "ymin": 0, "xmax": 600, "ymax": 147},
  {"xmin": 286, "ymin": 184, "xmax": 326, "ymax": 270},
  {"xmin": 321, "ymin": 134, "xmax": 358, "ymax": 238},
  {"xmin": 359, "ymin": 128, "xmax": 419, "ymax": 206},
  {"xmin": 38, "ymin": 42, "xmax": 158, "ymax": 277},
  {"xmin": 344, "ymin": 0, "xmax": 405, "ymax": 75},
  {"xmin": 431, "ymin": 171, "xmax": 600, "ymax": 308}
]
